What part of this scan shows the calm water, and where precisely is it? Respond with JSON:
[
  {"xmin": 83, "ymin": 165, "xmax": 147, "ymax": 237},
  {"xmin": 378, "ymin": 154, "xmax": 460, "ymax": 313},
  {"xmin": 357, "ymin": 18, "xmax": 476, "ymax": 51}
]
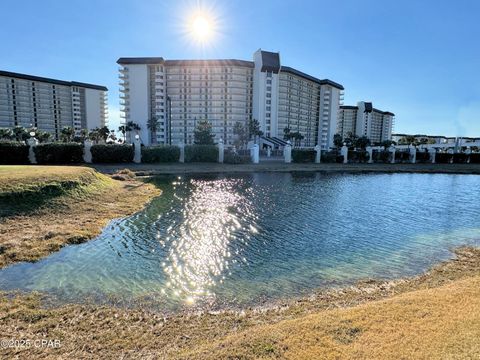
[{"xmin": 1, "ymin": 173, "xmax": 479, "ymax": 311}]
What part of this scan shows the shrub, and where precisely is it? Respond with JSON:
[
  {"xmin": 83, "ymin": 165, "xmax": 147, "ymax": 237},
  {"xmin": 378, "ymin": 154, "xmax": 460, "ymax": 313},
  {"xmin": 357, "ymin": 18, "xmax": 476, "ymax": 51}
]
[
  {"xmin": 91, "ymin": 144, "xmax": 134, "ymax": 163},
  {"xmin": 34, "ymin": 143, "xmax": 83, "ymax": 164},
  {"xmin": 435, "ymin": 152, "xmax": 452, "ymax": 164},
  {"xmin": 416, "ymin": 150, "xmax": 430, "ymax": 163},
  {"xmin": 0, "ymin": 141, "xmax": 29, "ymax": 164},
  {"xmin": 141, "ymin": 145, "xmax": 180, "ymax": 163},
  {"xmin": 347, "ymin": 150, "xmax": 369, "ymax": 163},
  {"xmin": 185, "ymin": 145, "xmax": 218, "ymax": 162},
  {"xmin": 470, "ymin": 153, "xmax": 480, "ymax": 163},
  {"xmin": 321, "ymin": 151, "xmax": 343, "ymax": 163},
  {"xmin": 292, "ymin": 149, "xmax": 316, "ymax": 163},
  {"xmin": 223, "ymin": 150, "xmax": 251, "ymax": 164},
  {"xmin": 372, "ymin": 150, "xmax": 390, "ymax": 163},
  {"xmin": 452, "ymin": 153, "xmax": 468, "ymax": 163},
  {"xmin": 395, "ymin": 151, "xmax": 411, "ymax": 163}
]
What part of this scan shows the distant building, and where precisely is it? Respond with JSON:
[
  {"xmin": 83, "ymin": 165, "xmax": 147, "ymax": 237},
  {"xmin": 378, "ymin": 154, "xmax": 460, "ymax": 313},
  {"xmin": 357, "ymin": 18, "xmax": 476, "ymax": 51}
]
[
  {"xmin": 117, "ymin": 49, "xmax": 344, "ymax": 149},
  {"xmin": 0, "ymin": 70, "xmax": 108, "ymax": 140},
  {"xmin": 337, "ymin": 101, "xmax": 394, "ymax": 143},
  {"xmin": 391, "ymin": 133, "xmax": 480, "ymax": 145}
]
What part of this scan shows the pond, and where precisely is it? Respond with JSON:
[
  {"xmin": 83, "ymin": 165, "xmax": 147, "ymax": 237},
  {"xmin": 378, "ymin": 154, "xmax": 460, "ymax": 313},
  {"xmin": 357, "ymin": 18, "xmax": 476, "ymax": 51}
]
[{"xmin": 1, "ymin": 173, "xmax": 479, "ymax": 311}]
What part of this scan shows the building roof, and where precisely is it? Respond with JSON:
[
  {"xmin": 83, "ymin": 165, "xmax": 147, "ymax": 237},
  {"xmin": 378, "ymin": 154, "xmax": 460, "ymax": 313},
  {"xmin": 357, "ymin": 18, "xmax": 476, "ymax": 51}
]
[
  {"xmin": 165, "ymin": 59, "xmax": 254, "ymax": 67},
  {"xmin": 117, "ymin": 57, "xmax": 254, "ymax": 67},
  {"xmin": 260, "ymin": 51, "xmax": 281, "ymax": 73},
  {"xmin": 342, "ymin": 102, "xmax": 394, "ymax": 116},
  {"xmin": 0, "ymin": 70, "xmax": 108, "ymax": 91},
  {"xmin": 371, "ymin": 108, "xmax": 395, "ymax": 116},
  {"xmin": 117, "ymin": 57, "xmax": 165, "ymax": 65},
  {"xmin": 280, "ymin": 66, "xmax": 344, "ymax": 89},
  {"xmin": 116, "ymin": 56, "xmax": 344, "ymax": 89}
]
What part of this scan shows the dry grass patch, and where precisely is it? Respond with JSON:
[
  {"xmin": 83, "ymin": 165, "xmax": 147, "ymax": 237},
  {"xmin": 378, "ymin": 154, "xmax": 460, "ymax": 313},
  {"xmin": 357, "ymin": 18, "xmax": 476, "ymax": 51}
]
[
  {"xmin": 0, "ymin": 248, "xmax": 479, "ymax": 359},
  {"xmin": 184, "ymin": 276, "xmax": 480, "ymax": 359},
  {"xmin": 0, "ymin": 165, "xmax": 160, "ymax": 268}
]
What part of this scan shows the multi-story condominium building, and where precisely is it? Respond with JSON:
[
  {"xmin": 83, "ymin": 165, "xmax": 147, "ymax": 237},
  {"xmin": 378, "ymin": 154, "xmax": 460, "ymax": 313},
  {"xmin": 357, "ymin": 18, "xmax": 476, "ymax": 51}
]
[
  {"xmin": 0, "ymin": 70, "xmax": 108, "ymax": 140},
  {"xmin": 117, "ymin": 49, "xmax": 344, "ymax": 149},
  {"xmin": 337, "ymin": 101, "xmax": 394, "ymax": 144}
]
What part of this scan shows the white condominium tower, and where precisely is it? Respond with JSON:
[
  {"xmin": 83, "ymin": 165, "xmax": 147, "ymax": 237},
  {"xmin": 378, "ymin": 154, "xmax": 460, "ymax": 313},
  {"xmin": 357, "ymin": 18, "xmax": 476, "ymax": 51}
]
[
  {"xmin": 117, "ymin": 49, "xmax": 344, "ymax": 149},
  {"xmin": 337, "ymin": 101, "xmax": 394, "ymax": 144},
  {"xmin": 0, "ymin": 70, "xmax": 108, "ymax": 140}
]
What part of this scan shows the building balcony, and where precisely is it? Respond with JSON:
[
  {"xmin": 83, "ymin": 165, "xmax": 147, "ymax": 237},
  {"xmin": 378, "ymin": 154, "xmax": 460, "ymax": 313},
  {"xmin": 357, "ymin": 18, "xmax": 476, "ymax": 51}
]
[
  {"xmin": 119, "ymin": 80, "xmax": 129, "ymax": 87},
  {"xmin": 119, "ymin": 67, "xmax": 128, "ymax": 73},
  {"xmin": 119, "ymin": 74, "xmax": 128, "ymax": 80},
  {"xmin": 119, "ymin": 87, "xmax": 129, "ymax": 93}
]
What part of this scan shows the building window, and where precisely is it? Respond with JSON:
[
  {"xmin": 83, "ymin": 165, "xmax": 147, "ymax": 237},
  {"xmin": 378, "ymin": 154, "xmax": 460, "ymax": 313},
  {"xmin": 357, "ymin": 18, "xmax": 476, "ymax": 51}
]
[
  {"xmin": 266, "ymin": 79, "xmax": 272, "ymax": 84},
  {"xmin": 266, "ymin": 93, "xmax": 271, "ymax": 98},
  {"xmin": 266, "ymin": 100, "xmax": 271, "ymax": 104},
  {"xmin": 266, "ymin": 86, "xmax": 271, "ymax": 91}
]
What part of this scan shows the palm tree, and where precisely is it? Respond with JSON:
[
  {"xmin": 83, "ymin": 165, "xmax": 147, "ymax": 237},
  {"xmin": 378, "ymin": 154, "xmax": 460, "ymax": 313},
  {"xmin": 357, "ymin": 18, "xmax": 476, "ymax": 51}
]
[
  {"xmin": 98, "ymin": 126, "xmax": 110, "ymax": 142},
  {"xmin": 88, "ymin": 128, "xmax": 102, "ymax": 144},
  {"xmin": 36, "ymin": 130, "xmax": 52, "ymax": 143},
  {"xmin": 147, "ymin": 117, "xmax": 160, "ymax": 144},
  {"xmin": 60, "ymin": 126, "xmax": 75, "ymax": 142},
  {"xmin": 126, "ymin": 121, "xmax": 140, "ymax": 143},
  {"xmin": 118, "ymin": 125, "xmax": 127, "ymax": 142},
  {"xmin": 12, "ymin": 126, "xmax": 28, "ymax": 141},
  {"xmin": 0, "ymin": 128, "xmax": 14, "ymax": 141}
]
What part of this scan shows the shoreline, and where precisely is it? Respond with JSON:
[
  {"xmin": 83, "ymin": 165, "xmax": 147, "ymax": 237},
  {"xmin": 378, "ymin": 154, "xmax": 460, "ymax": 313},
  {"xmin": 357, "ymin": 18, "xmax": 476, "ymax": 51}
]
[
  {"xmin": 1, "ymin": 246, "xmax": 479, "ymax": 358},
  {"xmin": 1, "ymin": 165, "xmax": 480, "ymax": 358},
  {"xmin": 0, "ymin": 166, "xmax": 161, "ymax": 268},
  {"xmin": 89, "ymin": 162, "xmax": 480, "ymax": 176}
]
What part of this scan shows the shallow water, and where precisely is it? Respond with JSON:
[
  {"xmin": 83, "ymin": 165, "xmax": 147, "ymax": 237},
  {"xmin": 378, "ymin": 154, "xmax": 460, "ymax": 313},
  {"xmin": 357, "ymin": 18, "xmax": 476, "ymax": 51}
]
[{"xmin": 1, "ymin": 173, "xmax": 479, "ymax": 311}]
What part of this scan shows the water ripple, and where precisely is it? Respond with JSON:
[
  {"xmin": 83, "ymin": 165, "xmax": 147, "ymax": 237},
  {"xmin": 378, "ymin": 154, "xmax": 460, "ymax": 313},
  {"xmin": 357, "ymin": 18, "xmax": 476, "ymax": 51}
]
[{"xmin": 0, "ymin": 173, "xmax": 479, "ymax": 311}]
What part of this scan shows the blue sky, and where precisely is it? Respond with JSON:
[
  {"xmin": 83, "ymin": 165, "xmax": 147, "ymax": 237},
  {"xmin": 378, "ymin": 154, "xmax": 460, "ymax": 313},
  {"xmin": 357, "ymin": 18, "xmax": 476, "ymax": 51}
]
[{"xmin": 1, "ymin": 0, "xmax": 479, "ymax": 136}]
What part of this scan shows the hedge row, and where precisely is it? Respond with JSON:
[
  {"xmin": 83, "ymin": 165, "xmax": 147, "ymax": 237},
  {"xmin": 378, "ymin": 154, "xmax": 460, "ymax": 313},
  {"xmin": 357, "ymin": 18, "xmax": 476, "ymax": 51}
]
[
  {"xmin": 91, "ymin": 144, "xmax": 134, "ymax": 163},
  {"xmin": 347, "ymin": 150, "xmax": 369, "ymax": 163},
  {"xmin": 395, "ymin": 151, "xmax": 411, "ymax": 163},
  {"xmin": 224, "ymin": 150, "xmax": 251, "ymax": 164},
  {"xmin": 0, "ymin": 142, "xmax": 29, "ymax": 164},
  {"xmin": 470, "ymin": 153, "xmax": 480, "ymax": 163},
  {"xmin": 416, "ymin": 151, "xmax": 431, "ymax": 163},
  {"xmin": 141, "ymin": 145, "xmax": 180, "ymax": 163},
  {"xmin": 292, "ymin": 149, "xmax": 316, "ymax": 163},
  {"xmin": 372, "ymin": 150, "xmax": 390, "ymax": 163},
  {"xmin": 321, "ymin": 152, "xmax": 344, "ymax": 163},
  {"xmin": 34, "ymin": 143, "xmax": 83, "ymax": 164},
  {"xmin": 185, "ymin": 145, "xmax": 218, "ymax": 162}
]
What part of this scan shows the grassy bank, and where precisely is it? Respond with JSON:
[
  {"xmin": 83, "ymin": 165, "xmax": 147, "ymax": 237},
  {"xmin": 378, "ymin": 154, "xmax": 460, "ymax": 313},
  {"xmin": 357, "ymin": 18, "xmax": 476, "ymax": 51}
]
[
  {"xmin": 1, "ymin": 247, "xmax": 478, "ymax": 359},
  {"xmin": 0, "ymin": 165, "xmax": 160, "ymax": 268}
]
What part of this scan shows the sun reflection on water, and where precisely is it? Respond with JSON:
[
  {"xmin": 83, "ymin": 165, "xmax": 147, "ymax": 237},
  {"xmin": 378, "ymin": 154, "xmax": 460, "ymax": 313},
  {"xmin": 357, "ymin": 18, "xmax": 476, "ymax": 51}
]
[{"xmin": 159, "ymin": 178, "xmax": 255, "ymax": 304}]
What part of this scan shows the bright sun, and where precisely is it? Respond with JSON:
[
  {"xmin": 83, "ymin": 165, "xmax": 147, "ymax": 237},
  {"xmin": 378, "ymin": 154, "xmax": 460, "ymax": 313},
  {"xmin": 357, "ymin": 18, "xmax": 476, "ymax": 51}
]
[{"xmin": 190, "ymin": 15, "xmax": 212, "ymax": 42}]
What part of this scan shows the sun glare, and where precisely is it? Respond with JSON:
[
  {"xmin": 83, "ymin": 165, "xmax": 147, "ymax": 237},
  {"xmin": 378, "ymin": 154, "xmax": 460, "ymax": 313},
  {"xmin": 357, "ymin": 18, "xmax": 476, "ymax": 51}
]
[
  {"xmin": 191, "ymin": 15, "xmax": 211, "ymax": 41},
  {"xmin": 177, "ymin": 1, "xmax": 225, "ymax": 49}
]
